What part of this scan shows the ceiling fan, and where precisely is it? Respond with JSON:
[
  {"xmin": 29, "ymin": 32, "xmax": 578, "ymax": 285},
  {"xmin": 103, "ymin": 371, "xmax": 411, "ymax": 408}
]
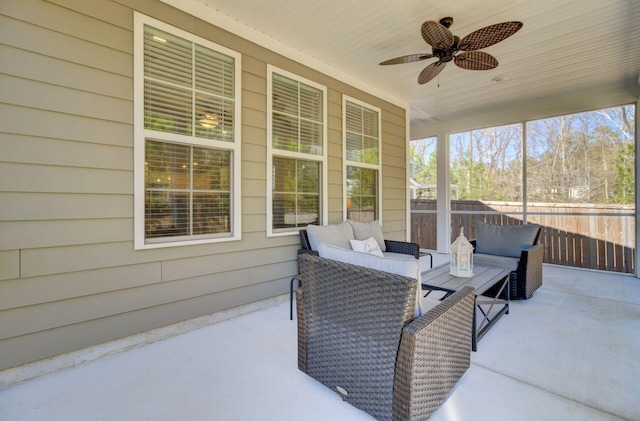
[{"xmin": 379, "ymin": 17, "xmax": 523, "ymax": 84}]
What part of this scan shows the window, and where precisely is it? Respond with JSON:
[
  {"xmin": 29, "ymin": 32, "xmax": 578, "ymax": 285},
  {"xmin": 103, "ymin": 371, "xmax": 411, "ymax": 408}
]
[
  {"xmin": 267, "ymin": 66, "xmax": 327, "ymax": 235},
  {"xmin": 134, "ymin": 13, "xmax": 241, "ymax": 249},
  {"xmin": 343, "ymin": 97, "xmax": 381, "ymax": 222}
]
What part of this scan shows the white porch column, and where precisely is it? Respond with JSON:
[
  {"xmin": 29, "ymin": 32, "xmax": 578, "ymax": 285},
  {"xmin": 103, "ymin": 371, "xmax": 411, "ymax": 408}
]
[
  {"xmin": 635, "ymin": 98, "xmax": 639, "ymax": 278},
  {"xmin": 436, "ymin": 130, "xmax": 451, "ymax": 253}
]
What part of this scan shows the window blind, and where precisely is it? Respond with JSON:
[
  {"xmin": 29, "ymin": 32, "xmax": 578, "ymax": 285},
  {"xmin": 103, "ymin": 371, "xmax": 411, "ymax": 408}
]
[
  {"xmin": 272, "ymin": 73, "xmax": 323, "ymax": 155},
  {"xmin": 345, "ymin": 100, "xmax": 379, "ymax": 165},
  {"xmin": 144, "ymin": 25, "xmax": 235, "ymax": 141}
]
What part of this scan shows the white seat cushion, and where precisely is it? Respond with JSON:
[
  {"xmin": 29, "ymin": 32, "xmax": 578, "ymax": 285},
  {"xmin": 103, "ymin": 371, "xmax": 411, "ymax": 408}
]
[{"xmin": 474, "ymin": 253, "xmax": 519, "ymax": 271}]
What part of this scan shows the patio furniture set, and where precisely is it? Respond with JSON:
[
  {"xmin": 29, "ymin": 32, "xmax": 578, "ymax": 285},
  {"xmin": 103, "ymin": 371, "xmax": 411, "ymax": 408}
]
[{"xmin": 292, "ymin": 220, "xmax": 543, "ymax": 420}]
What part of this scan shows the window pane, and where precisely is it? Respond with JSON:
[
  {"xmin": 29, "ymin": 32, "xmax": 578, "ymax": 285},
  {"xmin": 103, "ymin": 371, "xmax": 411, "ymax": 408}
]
[
  {"xmin": 193, "ymin": 148, "xmax": 231, "ymax": 191},
  {"xmin": 362, "ymin": 107, "xmax": 378, "ymax": 138},
  {"xmin": 272, "ymin": 157, "xmax": 320, "ymax": 229},
  {"xmin": 362, "ymin": 136, "xmax": 378, "ymax": 165},
  {"xmin": 145, "ymin": 140, "xmax": 232, "ymax": 240},
  {"xmin": 194, "ymin": 95, "xmax": 234, "ymax": 141},
  {"xmin": 273, "ymin": 113, "xmax": 300, "ymax": 152},
  {"xmin": 345, "ymin": 103, "xmax": 361, "ymax": 132},
  {"xmin": 299, "ymin": 120, "xmax": 322, "ymax": 155},
  {"xmin": 272, "ymin": 157, "xmax": 297, "ymax": 192},
  {"xmin": 297, "ymin": 160, "xmax": 319, "ymax": 193},
  {"xmin": 297, "ymin": 195, "xmax": 320, "ymax": 225},
  {"xmin": 299, "ymin": 83, "xmax": 322, "ymax": 121},
  {"xmin": 272, "ymin": 74, "xmax": 299, "ymax": 115},
  {"xmin": 346, "ymin": 132, "xmax": 362, "ymax": 162},
  {"xmin": 347, "ymin": 166, "xmax": 377, "ymax": 222},
  {"xmin": 144, "ymin": 25, "xmax": 235, "ymax": 141},
  {"xmin": 144, "ymin": 80, "xmax": 192, "ymax": 135},
  {"xmin": 345, "ymin": 100, "xmax": 379, "ymax": 165},
  {"xmin": 273, "ymin": 193, "xmax": 296, "ymax": 229},
  {"xmin": 272, "ymin": 72, "xmax": 323, "ymax": 155},
  {"xmin": 194, "ymin": 45, "xmax": 234, "ymax": 98},
  {"xmin": 145, "ymin": 141, "xmax": 190, "ymax": 190},
  {"xmin": 145, "ymin": 191, "xmax": 189, "ymax": 238},
  {"xmin": 193, "ymin": 192, "xmax": 230, "ymax": 235},
  {"xmin": 144, "ymin": 26, "xmax": 192, "ymax": 88}
]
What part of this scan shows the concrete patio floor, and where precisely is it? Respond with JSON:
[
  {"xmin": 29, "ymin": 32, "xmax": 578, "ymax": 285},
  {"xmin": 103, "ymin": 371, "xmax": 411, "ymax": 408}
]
[{"xmin": 1, "ymin": 255, "xmax": 639, "ymax": 420}]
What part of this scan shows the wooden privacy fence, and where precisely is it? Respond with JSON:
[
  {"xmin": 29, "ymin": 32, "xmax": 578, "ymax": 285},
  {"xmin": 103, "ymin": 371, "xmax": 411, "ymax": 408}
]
[{"xmin": 411, "ymin": 199, "xmax": 636, "ymax": 274}]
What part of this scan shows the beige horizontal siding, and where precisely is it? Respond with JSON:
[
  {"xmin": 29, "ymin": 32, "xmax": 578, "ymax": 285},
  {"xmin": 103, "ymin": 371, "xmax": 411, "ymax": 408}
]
[
  {"xmin": 0, "ymin": 251, "xmax": 20, "ymax": 281},
  {"xmin": 0, "ymin": 263, "xmax": 162, "ymax": 311},
  {"xmin": 0, "ymin": 263, "xmax": 295, "ymax": 340},
  {"xmin": 19, "ymin": 233, "xmax": 299, "ymax": 278},
  {"xmin": 1, "ymin": 134, "xmax": 132, "ymax": 170},
  {"xmin": 241, "ymin": 142, "xmax": 267, "ymax": 163},
  {"xmin": 0, "ymin": 105, "xmax": 133, "ymax": 148},
  {"xmin": 0, "ymin": 163, "xmax": 132, "ymax": 194},
  {"xmin": 242, "ymin": 72, "xmax": 267, "ymax": 96},
  {"xmin": 0, "ymin": 219, "xmax": 132, "ymax": 250},
  {"xmin": 0, "ymin": 276, "xmax": 288, "ymax": 371},
  {"xmin": 0, "ymin": 16, "xmax": 132, "ymax": 76},
  {"xmin": 0, "ymin": 193, "xmax": 131, "ymax": 221},
  {"xmin": 1, "ymin": 0, "xmax": 132, "ymax": 53},
  {"xmin": 160, "ymin": 247, "xmax": 296, "ymax": 282},
  {"xmin": 47, "ymin": 0, "xmax": 132, "ymax": 29},
  {"xmin": 0, "ymin": 0, "xmax": 407, "ymax": 371},
  {"xmin": 0, "ymin": 45, "xmax": 132, "ymax": 100},
  {"xmin": 0, "ymin": 75, "xmax": 132, "ymax": 123}
]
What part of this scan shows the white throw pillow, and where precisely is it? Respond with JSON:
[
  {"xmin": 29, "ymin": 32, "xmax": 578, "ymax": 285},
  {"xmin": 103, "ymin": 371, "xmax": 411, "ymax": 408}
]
[
  {"xmin": 318, "ymin": 243, "xmax": 422, "ymax": 318},
  {"xmin": 347, "ymin": 220, "xmax": 386, "ymax": 252},
  {"xmin": 350, "ymin": 237, "xmax": 384, "ymax": 258}
]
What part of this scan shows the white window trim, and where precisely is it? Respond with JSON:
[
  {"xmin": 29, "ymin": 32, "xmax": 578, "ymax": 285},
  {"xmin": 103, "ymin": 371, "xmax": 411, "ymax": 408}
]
[
  {"xmin": 266, "ymin": 65, "xmax": 328, "ymax": 237},
  {"xmin": 342, "ymin": 95, "xmax": 382, "ymax": 223},
  {"xmin": 133, "ymin": 12, "xmax": 242, "ymax": 249}
]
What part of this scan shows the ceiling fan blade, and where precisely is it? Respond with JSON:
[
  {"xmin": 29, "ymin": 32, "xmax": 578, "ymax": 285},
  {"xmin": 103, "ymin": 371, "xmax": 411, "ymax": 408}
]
[
  {"xmin": 379, "ymin": 53, "xmax": 435, "ymax": 65},
  {"xmin": 454, "ymin": 51, "xmax": 498, "ymax": 70},
  {"xmin": 459, "ymin": 21, "xmax": 523, "ymax": 51},
  {"xmin": 418, "ymin": 61, "xmax": 446, "ymax": 84},
  {"xmin": 421, "ymin": 21, "xmax": 454, "ymax": 49}
]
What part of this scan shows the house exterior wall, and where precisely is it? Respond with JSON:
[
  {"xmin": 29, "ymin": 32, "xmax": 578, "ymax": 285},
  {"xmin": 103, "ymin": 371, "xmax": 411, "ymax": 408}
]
[{"xmin": 0, "ymin": 0, "xmax": 408, "ymax": 371}]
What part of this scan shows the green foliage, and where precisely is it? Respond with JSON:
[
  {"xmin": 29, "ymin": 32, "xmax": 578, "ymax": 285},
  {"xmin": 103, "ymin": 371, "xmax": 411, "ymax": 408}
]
[{"xmin": 615, "ymin": 142, "xmax": 634, "ymax": 204}]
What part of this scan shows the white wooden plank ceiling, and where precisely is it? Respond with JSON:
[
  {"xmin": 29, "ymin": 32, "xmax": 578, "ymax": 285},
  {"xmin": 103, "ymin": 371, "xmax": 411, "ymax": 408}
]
[{"xmin": 193, "ymin": 0, "xmax": 640, "ymax": 128}]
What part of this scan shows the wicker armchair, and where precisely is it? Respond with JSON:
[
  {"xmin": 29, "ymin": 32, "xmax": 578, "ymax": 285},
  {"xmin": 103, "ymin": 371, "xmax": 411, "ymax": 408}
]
[
  {"xmin": 470, "ymin": 224, "xmax": 544, "ymax": 300},
  {"xmin": 296, "ymin": 254, "xmax": 475, "ymax": 420}
]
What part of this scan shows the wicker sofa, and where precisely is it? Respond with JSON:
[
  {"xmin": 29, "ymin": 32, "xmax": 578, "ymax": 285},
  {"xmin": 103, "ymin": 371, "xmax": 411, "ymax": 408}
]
[
  {"xmin": 296, "ymin": 253, "xmax": 475, "ymax": 420},
  {"xmin": 298, "ymin": 221, "xmax": 420, "ymax": 259},
  {"xmin": 291, "ymin": 221, "xmax": 421, "ymax": 319}
]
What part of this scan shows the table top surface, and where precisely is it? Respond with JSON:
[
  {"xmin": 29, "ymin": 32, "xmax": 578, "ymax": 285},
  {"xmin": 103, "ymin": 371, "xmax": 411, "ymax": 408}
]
[{"xmin": 421, "ymin": 263, "xmax": 510, "ymax": 295}]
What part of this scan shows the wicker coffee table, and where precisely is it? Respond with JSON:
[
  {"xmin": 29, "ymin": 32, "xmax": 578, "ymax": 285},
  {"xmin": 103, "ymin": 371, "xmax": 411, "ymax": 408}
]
[{"xmin": 421, "ymin": 263, "xmax": 510, "ymax": 351}]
